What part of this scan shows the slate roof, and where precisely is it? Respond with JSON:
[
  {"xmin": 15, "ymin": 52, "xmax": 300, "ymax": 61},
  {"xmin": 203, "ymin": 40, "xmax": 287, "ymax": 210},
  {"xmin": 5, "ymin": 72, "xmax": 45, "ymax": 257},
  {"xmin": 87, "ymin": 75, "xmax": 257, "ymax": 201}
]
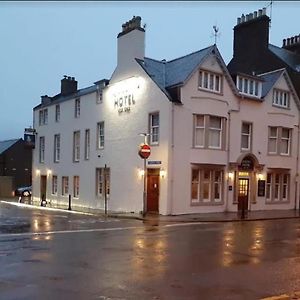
[
  {"xmin": 269, "ymin": 44, "xmax": 300, "ymax": 72},
  {"xmin": 137, "ymin": 45, "xmax": 217, "ymax": 101},
  {"xmin": 258, "ymin": 69, "xmax": 285, "ymax": 98},
  {"xmin": 0, "ymin": 139, "xmax": 20, "ymax": 155}
]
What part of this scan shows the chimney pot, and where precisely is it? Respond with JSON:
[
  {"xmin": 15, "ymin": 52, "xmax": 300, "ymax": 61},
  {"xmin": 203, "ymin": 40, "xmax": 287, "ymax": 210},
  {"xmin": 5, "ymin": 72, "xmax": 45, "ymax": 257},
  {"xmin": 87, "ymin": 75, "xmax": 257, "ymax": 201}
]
[
  {"xmin": 291, "ymin": 37, "xmax": 295, "ymax": 44},
  {"xmin": 246, "ymin": 14, "xmax": 249, "ymax": 21},
  {"xmin": 254, "ymin": 11, "xmax": 258, "ymax": 18},
  {"xmin": 241, "ymin": 14, "xmax": 245, "ymax": 22},
  {"xmin": 249, "ymin": 13, "xmax": 253, "ymax": 20},
  {"xmin": 262, "ymin": 7, "xmax": 266, "ymax": 15},
  {"xmin": 237, "ymin": 17, "xmax": 241, "ymax": 24},
  {"xmin": 283, "ymin": 39, "xmax": 286, "ymax": 47},
  {"xmin": 258, "ymin": 9, "xmax": 262, "ymax": 17}
]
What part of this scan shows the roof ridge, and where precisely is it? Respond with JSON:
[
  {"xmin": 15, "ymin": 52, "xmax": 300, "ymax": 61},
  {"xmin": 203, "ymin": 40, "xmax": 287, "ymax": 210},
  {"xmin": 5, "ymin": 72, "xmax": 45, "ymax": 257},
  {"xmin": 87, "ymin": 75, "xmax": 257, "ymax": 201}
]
[
  {"xmin": 167, "ymin": 45, "xmax": 214, "ymax": 64},
  {"xmin": 0, "ymin": 138, "xmax": 20, "ymax": 143}
]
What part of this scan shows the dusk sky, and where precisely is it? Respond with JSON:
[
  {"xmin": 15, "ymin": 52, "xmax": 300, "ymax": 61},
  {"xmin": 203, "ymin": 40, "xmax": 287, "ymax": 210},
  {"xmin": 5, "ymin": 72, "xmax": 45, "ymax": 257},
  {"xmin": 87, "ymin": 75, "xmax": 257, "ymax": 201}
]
[{"xmin": 1, "ymin": 1, "xmax": 299, "ymax": 141}]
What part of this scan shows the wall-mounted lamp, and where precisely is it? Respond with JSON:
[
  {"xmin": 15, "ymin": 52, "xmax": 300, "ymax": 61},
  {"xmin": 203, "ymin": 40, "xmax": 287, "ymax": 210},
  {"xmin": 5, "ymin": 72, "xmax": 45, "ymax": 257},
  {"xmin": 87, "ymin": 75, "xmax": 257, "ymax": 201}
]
[
  {"xmin": 36, "ymin": 169, "xmax": 40, "ymax": 176},
  {"xmin": 228, "ymin": 172, "xmax": 234, "ymax": 180},
  {"xmin": 138, "ymin": 169, "xmax": 145, "ymax": 178},
  {"xmin": 257, "ymin": 173, "xmax": 264, "ymax": 180},
  {"xmin": 160, "ymin": 168, "xmax": 166, "ymax": 179},
  {"xmin": 47, "ymin": 169, "xmax": 52, "ymax": 176}
]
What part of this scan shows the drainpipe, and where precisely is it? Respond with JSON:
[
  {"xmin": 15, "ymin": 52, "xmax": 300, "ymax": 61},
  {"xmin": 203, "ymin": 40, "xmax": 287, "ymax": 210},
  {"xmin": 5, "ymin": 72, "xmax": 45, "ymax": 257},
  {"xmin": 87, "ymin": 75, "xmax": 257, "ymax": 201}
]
[
  {"xmin": 296, "ymin": 117, "xmax": 300, "ymax": 210},
  {"xmin": 226, "ymin": 110, "xmax": 231, "ymax": 212},
  {"xmin": 170, "ymin": 102, "xmax": 175, "ymax": 215}
]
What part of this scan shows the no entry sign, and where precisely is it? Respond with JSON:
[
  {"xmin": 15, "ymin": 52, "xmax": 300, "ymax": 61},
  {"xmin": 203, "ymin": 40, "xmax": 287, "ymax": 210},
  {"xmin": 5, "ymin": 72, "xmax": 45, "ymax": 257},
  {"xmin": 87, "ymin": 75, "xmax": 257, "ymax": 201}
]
[{"xmin": 139, "ymin": 143, "xmax": 151, "ymax": 159}]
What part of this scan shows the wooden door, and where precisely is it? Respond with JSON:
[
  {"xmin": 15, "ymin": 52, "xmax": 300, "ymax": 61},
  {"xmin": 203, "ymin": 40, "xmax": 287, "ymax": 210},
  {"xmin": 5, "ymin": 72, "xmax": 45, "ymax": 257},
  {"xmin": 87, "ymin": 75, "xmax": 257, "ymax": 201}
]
[
  {"xmin": 147, "ymin": 169, "xmax": 159, "ymax": 213},
  {"xmin": 40, "ymin": 175, "xmax": 47, "ymax": 200},
  {"xmin": 238, "ymin": 178, "xmax": 249, "ymax": 212}
]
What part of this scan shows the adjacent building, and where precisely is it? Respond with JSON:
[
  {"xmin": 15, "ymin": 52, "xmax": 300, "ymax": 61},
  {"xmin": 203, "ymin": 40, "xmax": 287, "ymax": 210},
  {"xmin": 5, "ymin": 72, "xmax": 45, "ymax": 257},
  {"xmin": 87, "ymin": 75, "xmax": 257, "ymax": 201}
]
[
  {"xmin": 32, "ymin": 12, "xmax": 300, "ymax": 215},
  {"xmin": 0, "ymin": 138, "xmax": 32, "ymax": 196}
]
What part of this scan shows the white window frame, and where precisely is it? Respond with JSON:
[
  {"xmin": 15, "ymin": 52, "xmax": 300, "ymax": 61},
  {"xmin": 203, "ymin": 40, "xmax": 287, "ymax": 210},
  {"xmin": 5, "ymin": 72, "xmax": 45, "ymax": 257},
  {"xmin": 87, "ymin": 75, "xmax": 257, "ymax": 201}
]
[
  {"xmin": 149, "ymin": 112, "xmax": 159, "ymax": 145},
  {"xmin": 84, "ymin": 129, "xmax": 90, "ymax": 160},
  {"xmin": 193, "ymin": 115, "xmax": 225, "ymax": 150},
  {"xmin": 55, "ymin": 104, "xmax": 60, "ymax": 122},
  {"xmin": 273, "ymin": 89, "xmax": 290, "ymax": 109},
  {"xmin": 54, "ymin": 134, "xmax": 60, "ymax": 163},
  {"xmin": 198, "ymin": 70, "xmax": 221, "ymax": 93},
  {"xmin": 191, "ymin": 168, "xmax": 224, "ymax": 205},
  {"xmin": 39, "ymin": 108, "xmax": 48, "ymax": 126},
  {"xmin": 97, "ymin": 122, "xmax": 105, "ymax": 149},
  {"xmin": 268, "ymin": 126, "xmax": 291, "ymax": 156},
  {"xmin": 266, "ymin": 172, "xmax": 290, "ymax": 203},
  {"xmin": 52, "ymin": 175, "xmax": 58, "ymax": 195},
  {"xmin": 194, "ymin": 115, "xmax": 205, "ymax": 148},
  {"xmin": 73, "ymin": 176, "xmax": 79, "ymax": 198},
  {"xmin": 39, "ymin": 136, "xmax": 45, "ymax": 163},
  {"xmin": 75, "ymin": 98, "xmax": 80, "ymax": 118},
  {"xmin": 73, "ymin": 131, "xmax": 80, "ymax": 162},
  {"xmin": 241, "ymin": 122, "xmax": 252, "ymax": 151},
  {"xmin": 237, "ymin": 75, "xmax": 262, "ymax": 98},
  {"xmin": 208, "ymin": 116, "xmax": 222, "ymax": 149},
  {"xmin": 62, "ymin": 176, "xmax": 69, "ymax": 196}
]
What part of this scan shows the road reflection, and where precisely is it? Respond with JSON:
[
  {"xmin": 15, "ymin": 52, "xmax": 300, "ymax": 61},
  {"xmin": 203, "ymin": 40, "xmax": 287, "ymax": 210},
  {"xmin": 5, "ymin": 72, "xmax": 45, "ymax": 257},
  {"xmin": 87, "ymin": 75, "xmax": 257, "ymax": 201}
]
[
  {"xmin": 131, "ymin": 226, "xmax": 168, "ymax": 279},
  {"xmin": 222, "ymin": 223, "xmax": 265, "ymax": 267}
]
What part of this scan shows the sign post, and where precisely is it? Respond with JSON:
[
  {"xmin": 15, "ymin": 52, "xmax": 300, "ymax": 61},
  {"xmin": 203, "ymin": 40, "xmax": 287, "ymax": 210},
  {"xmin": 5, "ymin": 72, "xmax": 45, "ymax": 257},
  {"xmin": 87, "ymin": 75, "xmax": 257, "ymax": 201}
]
[{"xmin": 138, "ymin": 143, "xmax": 151, "ymax": 216}]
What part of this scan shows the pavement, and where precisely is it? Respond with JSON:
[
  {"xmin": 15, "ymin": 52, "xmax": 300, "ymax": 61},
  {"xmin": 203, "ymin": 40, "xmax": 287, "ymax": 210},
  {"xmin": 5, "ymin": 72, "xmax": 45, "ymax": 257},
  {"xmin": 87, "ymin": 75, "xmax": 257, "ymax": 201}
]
[{"xmin": 2, "ymin": 197, "xmax": 300, "ymax": 224}]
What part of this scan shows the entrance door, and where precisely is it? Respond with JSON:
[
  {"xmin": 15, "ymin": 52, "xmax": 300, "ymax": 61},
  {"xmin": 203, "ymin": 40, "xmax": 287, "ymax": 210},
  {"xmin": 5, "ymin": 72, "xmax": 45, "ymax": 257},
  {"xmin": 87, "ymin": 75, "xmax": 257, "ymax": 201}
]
[
  {"xmin": 147, "ymin": 169, "xmax": 159, "ymax": 213},
  {"xmin": 238, "ymin": 178, "xmax": 249, "ymax": 212},
  {"xmin": 40, "ymin": 175, "xmax": 47, "ymax": 200}
]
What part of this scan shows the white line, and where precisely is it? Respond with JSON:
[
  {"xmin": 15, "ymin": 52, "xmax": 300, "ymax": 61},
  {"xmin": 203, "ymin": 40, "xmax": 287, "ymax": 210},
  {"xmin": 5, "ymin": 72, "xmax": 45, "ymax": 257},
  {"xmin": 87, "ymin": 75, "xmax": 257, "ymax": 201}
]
[
  {"xmin": 0, "ymin": 201, "xmax": 95, "ymax": 216},
  {"xmin": 0, "ymin": 226, "xmax": 143, "ymax": 238}
]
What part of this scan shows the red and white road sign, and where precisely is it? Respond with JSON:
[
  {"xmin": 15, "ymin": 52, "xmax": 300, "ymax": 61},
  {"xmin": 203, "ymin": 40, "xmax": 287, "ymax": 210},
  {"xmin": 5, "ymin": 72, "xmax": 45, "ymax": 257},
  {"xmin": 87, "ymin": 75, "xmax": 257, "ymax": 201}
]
[{"xmin": 139, "ymin": 143, "xmax": 151, "ymax": 159}]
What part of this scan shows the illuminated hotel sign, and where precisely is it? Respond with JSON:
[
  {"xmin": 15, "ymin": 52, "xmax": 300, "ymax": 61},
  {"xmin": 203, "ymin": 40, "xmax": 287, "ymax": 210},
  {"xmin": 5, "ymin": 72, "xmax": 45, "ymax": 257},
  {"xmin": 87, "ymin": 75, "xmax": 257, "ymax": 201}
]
[{"xmin": 114, "ymin": 91, "xmax": 136, "ymax": 113}]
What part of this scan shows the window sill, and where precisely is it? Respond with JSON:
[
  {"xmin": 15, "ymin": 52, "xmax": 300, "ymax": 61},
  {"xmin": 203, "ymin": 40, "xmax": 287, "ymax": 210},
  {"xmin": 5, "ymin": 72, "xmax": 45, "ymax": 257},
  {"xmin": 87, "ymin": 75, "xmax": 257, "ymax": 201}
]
[{"xmin": 198, "ymin": 87, "xmax": 222, "ymax": 95}]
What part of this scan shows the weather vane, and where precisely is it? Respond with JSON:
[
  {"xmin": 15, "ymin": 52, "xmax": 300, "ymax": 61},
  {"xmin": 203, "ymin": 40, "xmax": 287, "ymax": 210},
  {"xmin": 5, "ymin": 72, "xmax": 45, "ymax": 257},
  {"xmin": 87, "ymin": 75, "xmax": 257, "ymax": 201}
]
[{"xmin": 212, "ymin": 25, "xmax": 220, "ymax": 45}]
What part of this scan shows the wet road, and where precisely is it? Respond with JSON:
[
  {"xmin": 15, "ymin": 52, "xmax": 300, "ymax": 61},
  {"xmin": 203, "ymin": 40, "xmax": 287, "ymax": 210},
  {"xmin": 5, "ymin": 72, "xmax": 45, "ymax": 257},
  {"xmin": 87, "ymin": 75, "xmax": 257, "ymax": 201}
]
[{"xmin": 1, "ymin": 202, "xmax": 300, "ymax": 299}]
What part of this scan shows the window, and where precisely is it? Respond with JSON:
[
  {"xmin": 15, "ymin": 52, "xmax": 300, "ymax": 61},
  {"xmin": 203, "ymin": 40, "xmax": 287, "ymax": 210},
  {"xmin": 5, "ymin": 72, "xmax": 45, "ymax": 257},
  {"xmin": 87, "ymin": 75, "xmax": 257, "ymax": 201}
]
[
  {"xmin": 191, "ymin": 168, "xmax": 223, "ymax": 204},
  {"xmin": 39, "ymin": 109, "xmax": 48, "ymax": 126},
  {"xmin": 54, "ymin": 134, "xmax": 60, "ymax": 162},
  {"xmin": 96, "ymin": 89, "xmax": 103, "ymax": 104},
  {"xmin": 96, "ymin": 168, "xmax": 110, "ymax": 197},
  {"xmin": 73, "ymin": 131, "xmax": 80, "ymax": 162},
  {"xmin": 52, "ymin": 175, "xmax": 58, "ymax": 195},
  {"xmin": 193, "ymin": 115, "xmax": 225, "ymax": 149},
  {"xmin": 273, "ymin": 89, "xmax": 290, "ymax": 108},
  {"xmin": 268, "ymin": 126, "xmax": 291, "ymax": 156},
  {"xmin": 39, "ymin": 136, "xmax": 45, "ymax": 163},
  {"xmin": 149, "ymin": 112, "xmax": 159, "ymax": 144},
  {"xmin": 55, "ymin": 105, "xmax": 60, "ymax": 122},
  {"xmin": 241, "ymin": 122, "xmax": 252, "ymax": 151},
  {"xmin": 266, "ymin": 172, "xmax": 290, "ymax": 202},
  {"xmin": 198, "ymin": 70, "xmax": 221, "ymax": 93},
  {"xmin": 237, "ymin": 75, "xmax": 261, "ymax": 98},
  {"xmin": 84, "ymin": 129, "xmax": 90, "ymax": 160},
  {"xmin": 209, "ymin": 116, "xmax": 222, "ymax": 149},
  {"xmin": 194, "ymin": 115, "xmax": 205, "ymax": 148},
  {"xmin": 73, "ymin": 176, "xmax": 79, "ymax": 198},
  {"xmin": 62, "ymin": 176, "xmax": 69, "ymax": 196},
  {"xmin": 75, "ymin": 98, "xmax": 80, "ymax": 118},
  {"xmin": 97, "ymin": 122, "xmax": 105, "ymax": 149}
]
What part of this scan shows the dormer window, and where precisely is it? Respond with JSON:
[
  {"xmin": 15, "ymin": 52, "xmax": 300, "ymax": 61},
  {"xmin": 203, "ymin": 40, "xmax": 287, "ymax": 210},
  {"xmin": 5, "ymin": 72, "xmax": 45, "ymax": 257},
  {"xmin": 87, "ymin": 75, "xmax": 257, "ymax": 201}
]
[
  {"xmin": 273, "ymin": 89, "xmax": 290, "ymax": 108},
  {"xmin": 198, "ymin": 70, "xmax": 222, "ymax": 94},
  {"xmin": 237, "ymin": 75, "xmax": 262, "ymax": 98}
]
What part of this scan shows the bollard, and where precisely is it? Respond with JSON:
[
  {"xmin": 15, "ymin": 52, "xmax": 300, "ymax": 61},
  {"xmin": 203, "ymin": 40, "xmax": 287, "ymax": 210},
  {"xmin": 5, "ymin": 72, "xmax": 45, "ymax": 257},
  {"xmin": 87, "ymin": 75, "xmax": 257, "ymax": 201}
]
[{"xmin": 68, "ymin": 194, "xmax": 72, "ymax": 211}]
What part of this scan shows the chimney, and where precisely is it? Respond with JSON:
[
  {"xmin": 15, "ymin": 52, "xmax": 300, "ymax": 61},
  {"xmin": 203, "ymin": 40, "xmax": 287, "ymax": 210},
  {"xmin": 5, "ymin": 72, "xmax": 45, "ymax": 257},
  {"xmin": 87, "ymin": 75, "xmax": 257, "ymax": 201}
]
[
  {"xmin": 41, "ymin": 95, "xmax": 51, "ymax": 105},
  {"xmin": 61, "ymin": 75, "xmax": 78, "ymax": 96},
  {"xmin": 282, "ymin": 34, "xmax": 300, "ymax": 55},
  {"xmin": 116, "ymin": 16, "xmax": 145, "ymax": 68},
  {"xmin": 233, "ymin": 8, "xmax": 270, "ymax": 59}
]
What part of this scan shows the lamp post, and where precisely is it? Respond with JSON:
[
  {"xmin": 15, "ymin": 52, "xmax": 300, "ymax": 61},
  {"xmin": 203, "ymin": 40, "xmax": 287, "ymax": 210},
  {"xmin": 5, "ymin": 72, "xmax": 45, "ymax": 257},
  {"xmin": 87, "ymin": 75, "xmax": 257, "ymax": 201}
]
[{"xmin": 139, "ymin": 133, "xmax": 151, "ymax": 217}]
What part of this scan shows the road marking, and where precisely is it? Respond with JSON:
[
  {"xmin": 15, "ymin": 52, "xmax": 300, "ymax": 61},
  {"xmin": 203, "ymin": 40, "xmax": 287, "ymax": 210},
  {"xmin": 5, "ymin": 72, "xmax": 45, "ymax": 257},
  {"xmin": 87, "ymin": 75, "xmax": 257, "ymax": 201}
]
[
  {"xmin": 0, "ymin": 226, "xmax": 144, "ymax": 238},
  {"xmin": 0, "ymin": 201, "xmax": 95, "ymax": 216}
]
